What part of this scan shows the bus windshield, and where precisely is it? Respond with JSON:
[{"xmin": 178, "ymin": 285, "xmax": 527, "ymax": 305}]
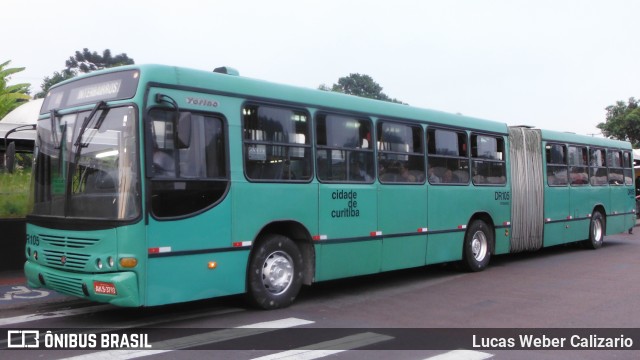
[{"xmin": 31, "ymin": 105, "xmax": 140, "ymax": 221}]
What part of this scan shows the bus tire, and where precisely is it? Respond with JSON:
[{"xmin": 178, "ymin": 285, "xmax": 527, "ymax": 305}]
[
  {"xmin": 247, "ymin": 234, "xmax": 303, "ymax": 309},
  {"xmin": 584, "ymin": 211, "xmax": 605, "ymax": 249},
  {"xmin": 462, "ymin": 220, "xmax": 492, "ymax": 272}
]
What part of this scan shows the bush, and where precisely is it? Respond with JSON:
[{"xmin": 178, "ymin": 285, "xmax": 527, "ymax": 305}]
[{"xmin": 0, "ymin": 168, "xmax": 31, "ymax": 218}]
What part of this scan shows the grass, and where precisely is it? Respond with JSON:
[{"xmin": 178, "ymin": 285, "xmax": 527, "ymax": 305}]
[{"xmin": 0, "ymin": 169, "xmax": 32, "ymax": 218}]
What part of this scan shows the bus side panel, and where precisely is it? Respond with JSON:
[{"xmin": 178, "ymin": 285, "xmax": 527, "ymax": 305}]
[
  {"xmin": 543, "ymin": 185, "xmax": 570, "ymax": 247},
  {"xmin": 146, "ymin": 198, "xmax": 241, "ymax": 306},
  {"xmin": 146, "ymin": 251, "xmax": 248, "ymax": 306},
  {"xmin": 568, "ymin": 186, "xmax": 594, "ymax": 242},
  {"xmin": 378, "ymin": 185, "xmax": 428, "ymax": 271},
  {"xmin": 491, "ymin": 187, "xmax": 512, "ymax": 255},
  {"xmin": 608, "ymin": 184, "xmax": 633, "ymax": 234},
  {"xmin": 317, "ymin": 184, "xmax": 379, "ymax": 281},
  {"xmin": 425, "ymin": 185, "xmax": 474, "ymax": 265},
  {"xmin": 625, "ymin": 185, "xmax": 637, "ymax": 231},
  {"xmin": 317, "ymin": 242, "xmax": 382, "ymax": 281},
  {"xmin": 232, "ymin": 182, "xmax": 318, "ymax": 245}
]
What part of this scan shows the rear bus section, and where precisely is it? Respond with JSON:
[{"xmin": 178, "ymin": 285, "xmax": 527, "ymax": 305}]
[{"xmin": 509, "ymin": 127, "xmax": 635, "ymax": 252}]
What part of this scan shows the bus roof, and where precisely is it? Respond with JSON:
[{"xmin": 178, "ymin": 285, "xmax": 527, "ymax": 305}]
[
  {"xmin": 71, "ymin": 64, "xmax": 510, "ymax": 135},
  {"xmin": 54, "ymin": 64, "xmax": 634, "ymax": 149},
  {"xmin": 539, "ymin": 128, "xmax": 632, "ymax": 150}
]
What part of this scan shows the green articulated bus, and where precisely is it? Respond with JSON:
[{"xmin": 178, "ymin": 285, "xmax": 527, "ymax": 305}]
[{"xmin": 24, "ymin": 65, "xmax": 636, "ymax": 309}]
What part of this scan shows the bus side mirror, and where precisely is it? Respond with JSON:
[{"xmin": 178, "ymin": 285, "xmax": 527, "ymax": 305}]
[
  {"xmin": 5, "ymin": 141, "xmax": 16, "ymax": 173},
  {"xmin": 176, "ymin": 112, "xmax": 192, "ymax": 149}
]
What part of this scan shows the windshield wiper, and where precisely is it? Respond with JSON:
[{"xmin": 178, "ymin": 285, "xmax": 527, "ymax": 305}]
[
  {"xmin": 71, "ymin": 101, "xmax": 108, "ymax": 189},
  {"xmin": 66, "ymin": 101, "xmax": 108, "ymax": 210},
  {"xmin": 50, "ymin": 109, "xmax": 61, "ymax": 149},
  {"xmin": 75, "ymin": 101, "xmax": 107, "ymax": 148}
]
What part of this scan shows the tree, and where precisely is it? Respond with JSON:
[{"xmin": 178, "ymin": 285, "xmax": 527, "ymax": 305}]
[
  {"xmin": 319, "ymin": 73, "xmax": 406, "ymax": 104},
  {"xmin": 0, "ymin": 60, "xmax": 31, "ymax": 119},
  {"xmin": 35, "ymin": 48, "xmax": 134, "ymax": 98},
  {"xmin": 65, "ymin": 48, "xmax": 135, "ymax": 74},
  {"xmin": 597, "ymin": 98, "xmax": 640, "ymax": 147},
  {"xmin": 35, "ymin": 70, "xmax": 75, "ymax": 99}
]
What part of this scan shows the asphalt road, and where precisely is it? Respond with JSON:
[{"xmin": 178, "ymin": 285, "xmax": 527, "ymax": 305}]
[{"xmin": 1, "ymin": 229, "xmax": 639, "ymax": 359}]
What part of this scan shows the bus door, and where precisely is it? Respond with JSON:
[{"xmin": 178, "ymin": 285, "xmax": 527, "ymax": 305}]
[
  {"xmin": 315, "ymin": 114, "xmax": 379, "ymax": 281},
  {"xmin": 145, "ymin": 99, "xmax": 235, "ymax": 306},
  {"xmin": 608, "ymin": 150, "xmax": 633, "ymax": 232},
  {"xmin": 376, "ymin": 121, "xmax": 427, "ymax": 271},
  {"xmin": 622, "ymin": 151, "xmax": 636, "ymax": 230},
  {"xmin": 567, "ymin": 146, "xmax": 591, "ymax": 242},
  {"xmin": 544, "ymin": 143, "xmax": 571, "ymax": 246},
  {"xmin": 425, "ymin": 128, "xmax": 472, "ymax": 264}
]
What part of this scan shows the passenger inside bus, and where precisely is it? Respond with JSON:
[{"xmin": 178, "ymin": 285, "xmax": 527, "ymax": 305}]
[
  {"xmin": 350, "ymin": 161, "xmax": 372, "ymax": 182},
  {"xmin": 442, "ymin": 169, "xmax": 459, "ymax": 183},
  {"xmin": 428, "ymin": 165, "xmax": 441, "ymax": 183},
  {"xmin": 399, "ymin": 162, "xmax": 416, "ymax": 182}
]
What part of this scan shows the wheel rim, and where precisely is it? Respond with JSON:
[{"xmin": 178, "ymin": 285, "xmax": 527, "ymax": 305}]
[
  {"xmin": 261, "ymin": 251, "xmax": 294, "ymax": 295},
  {"xmin": 592, "ymin": 218, "xmax": 603, "ymax": 243},
  {"xmin": 471, "ymin": 231, "xmax": 488, "ymax": 262}
]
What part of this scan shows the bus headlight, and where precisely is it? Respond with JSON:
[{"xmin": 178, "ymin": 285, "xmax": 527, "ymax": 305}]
[
  {"xmin": 107, "ymin": 256, "xmax": 115, "ymax": 268},
  {"xmin": 96, "ymin": 258, "xmax": 103, "ymax": 269}
]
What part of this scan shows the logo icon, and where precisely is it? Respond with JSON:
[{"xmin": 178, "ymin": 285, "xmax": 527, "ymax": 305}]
[
  {"xmin": 7, "ymin": 330, "xmax": 40, "ymax": 348},
  {"xmin": 60, "ymin": 256, "xmax": 67, "ymax": 265}
]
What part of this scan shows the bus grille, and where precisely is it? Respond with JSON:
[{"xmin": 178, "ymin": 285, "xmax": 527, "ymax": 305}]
[
  {"xmin": 40, "ymin": 234, "xmax": 100, "ymax": 248},
  {"xmin": 43, "ymin": 250, "xmax": 91, "ymax": 270},
  {"xmin": 42, "ymin": 272, "xmax": 85, "ymax": 297}
]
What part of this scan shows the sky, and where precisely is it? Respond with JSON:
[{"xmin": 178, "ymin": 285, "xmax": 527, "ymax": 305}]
[{"xmin": 4, "ymin": 0, "xmax": 640, "ymax": 136}]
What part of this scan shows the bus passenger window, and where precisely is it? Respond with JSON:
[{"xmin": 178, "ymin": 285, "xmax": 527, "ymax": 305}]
[
  {"xmin": 471, "ymin": 134, "xmax": 506, "ymax": 185},
  {"xmin": 608, "ymin": 150, "xmax": 624, "ymax": 185},
  {"xmin": 243, "ymin": 104, "xmax": 312, "ymax": 182},
  {"xmin": 545, "ymin": 143, "xmax": 567, "ymax": 186},
  {"xmin": 315, "ymin": 113, "xmax": 374, "ymax": 183},
  {"xmin": 427, "ymin": 128, "xmax": 469, "ymax": 185},
  {"xmin": 623, "ymin": 151, "xmax": 633, "ymax": 185},
  {"xmin": 377, "ymin": 121, "xmax": 424, "ymax": 184},
  {"xmin": 568, "ymin": 146, "xmax": 588, "ymax": 186},
  {"xmin": 589, "ymin": 148, "xmax": 607, "ymax": 186}
]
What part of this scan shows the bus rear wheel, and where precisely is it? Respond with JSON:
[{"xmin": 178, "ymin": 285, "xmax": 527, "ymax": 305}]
[
  {"xmin": 247, "ymin": 234, "xmax": 303, "ymax": 309},
  {"xmin": 462, "ymin": 220, "xmax": 492, "ymax": 272},
  {"xmin": 584, "ymin": 211, "xmax": 605, "ymax": 249}
]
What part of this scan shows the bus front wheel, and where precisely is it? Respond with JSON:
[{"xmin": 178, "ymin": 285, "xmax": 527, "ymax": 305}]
[
  {"xmin": 247, "ymin": 234, "xmax": 303, "ymax": 309},
  {"xmin": 584, "ymin": 211, "xmax": 605, "ymax": 250},
  {"xmin": 462, "ymin": 220, "xmax": 492, "ymax": 272}
]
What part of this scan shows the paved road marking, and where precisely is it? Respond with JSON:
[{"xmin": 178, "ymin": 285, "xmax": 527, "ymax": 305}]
[
  {"xmin": 237, "ymin": 317, "xmax": 314, "ymax": 329},
  {"xmin": 250, "ymin": 332, "xmax": 394, "ymax": 360},
  {"xmin": 425, "ymin": 349, "xmax": 494, "ymax": 360},
  {"xmin": 0, "ymin": 286, "xmax": 49, "ymax": 300},
  {"xmin": 60, "ymin": 317, "xmax": 315, "ymax": 360}
]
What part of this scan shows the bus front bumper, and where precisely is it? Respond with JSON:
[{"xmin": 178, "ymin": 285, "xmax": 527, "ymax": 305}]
[{"xmin": 24, "ymin": 260, "xmax": 141, "ymax": 307}]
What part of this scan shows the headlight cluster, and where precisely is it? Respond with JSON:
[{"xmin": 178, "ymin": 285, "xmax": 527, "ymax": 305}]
[
  {"xmin": 27, "ymin": 247, "xmax": 39, "ymax": 260},
  {"xmin": 96, "ymin": 256, "xmax": 115, "ymax": 270}
]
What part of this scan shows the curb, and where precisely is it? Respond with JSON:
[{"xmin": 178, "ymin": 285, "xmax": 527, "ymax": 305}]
[{"xmin": 0, "ymin": 272, "xmax": 26, "ymax": 286}]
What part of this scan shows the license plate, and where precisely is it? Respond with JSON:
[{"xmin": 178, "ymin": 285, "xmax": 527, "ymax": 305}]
[{"xmin": 94, "ymin": 281, "xmax": 117, "ymax": 295}]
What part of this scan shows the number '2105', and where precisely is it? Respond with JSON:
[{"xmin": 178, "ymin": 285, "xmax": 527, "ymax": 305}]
[{"xmin": 26, "ymin": 234, "xmax": 40, "ymax": 246}]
